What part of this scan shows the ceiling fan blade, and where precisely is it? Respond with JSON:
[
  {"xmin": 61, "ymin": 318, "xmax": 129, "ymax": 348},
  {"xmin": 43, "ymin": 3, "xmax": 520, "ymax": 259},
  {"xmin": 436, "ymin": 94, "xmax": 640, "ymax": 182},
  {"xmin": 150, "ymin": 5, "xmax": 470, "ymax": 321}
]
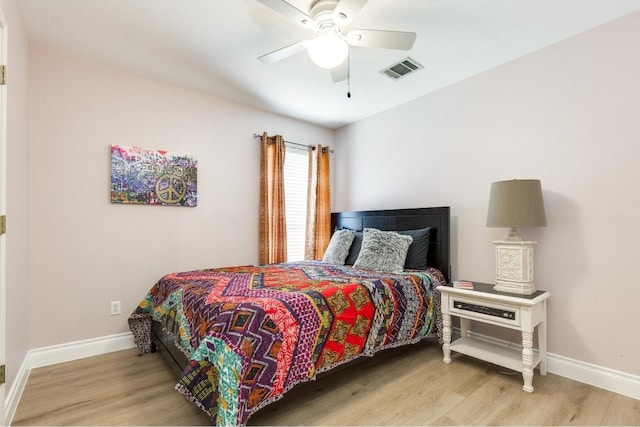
[
  {"xmin": 258, "ymin": 40, "xmax": 308, "ymax": 64},
  {"xmin": 330, "ymin": 60, "xmax": 348, "ymax": 82},
  {"xmin": 254, "ymin": 0, "xmax": 316, "ymax": 28},
  {"xmin": 346, "ymin": 29, "xmax": 416, "ymax": 50},
  {"xmin": 333, "ymin": 0, "xmax": 368, "ymax": 27}
]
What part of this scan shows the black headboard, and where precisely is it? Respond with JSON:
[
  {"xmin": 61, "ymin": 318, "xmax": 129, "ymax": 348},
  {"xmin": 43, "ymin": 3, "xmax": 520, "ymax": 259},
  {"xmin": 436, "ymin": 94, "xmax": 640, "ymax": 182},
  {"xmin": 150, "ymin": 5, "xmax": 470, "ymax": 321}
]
[{"xmin": 330, "ymin": 207, "xmax": 451, "ymax": 283}]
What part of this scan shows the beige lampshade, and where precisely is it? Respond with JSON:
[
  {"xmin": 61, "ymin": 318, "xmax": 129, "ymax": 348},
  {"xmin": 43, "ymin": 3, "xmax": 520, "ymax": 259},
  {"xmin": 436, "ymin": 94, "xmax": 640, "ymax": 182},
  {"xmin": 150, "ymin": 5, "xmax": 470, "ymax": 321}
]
[{"xmin": 486, "ymin": 179, "xmax": 547, "ymax": 228}]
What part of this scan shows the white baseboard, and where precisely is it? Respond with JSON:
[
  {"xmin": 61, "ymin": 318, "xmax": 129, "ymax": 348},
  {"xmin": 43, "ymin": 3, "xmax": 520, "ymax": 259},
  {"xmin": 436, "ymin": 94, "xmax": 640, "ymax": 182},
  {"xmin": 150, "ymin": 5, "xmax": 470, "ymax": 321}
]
[
  {"xmin": 26, "ymin": 332, "xmax": 136, "ymax": 369},
  {"xmin": 5, "ymin": 332, "xmax": 136, "ymax": 425},
  {"xmin": 463, "ymin": 329, "xmax": 640, "ymax": 400},
  {"xmin": 547, "ymin": 353, "xmax": 640, "ymax": 400},
  {"xmin": 4, "ymin": 352, "xmax": 30, "ymax": 427}
]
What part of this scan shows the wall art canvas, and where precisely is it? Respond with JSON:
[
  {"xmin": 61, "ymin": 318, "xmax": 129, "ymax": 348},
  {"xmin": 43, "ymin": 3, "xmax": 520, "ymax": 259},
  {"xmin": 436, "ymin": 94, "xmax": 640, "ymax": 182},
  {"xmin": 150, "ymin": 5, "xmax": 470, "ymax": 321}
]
[{"xmin": 110, "ymin": 145, "xmax": 197, "ymax": 206}]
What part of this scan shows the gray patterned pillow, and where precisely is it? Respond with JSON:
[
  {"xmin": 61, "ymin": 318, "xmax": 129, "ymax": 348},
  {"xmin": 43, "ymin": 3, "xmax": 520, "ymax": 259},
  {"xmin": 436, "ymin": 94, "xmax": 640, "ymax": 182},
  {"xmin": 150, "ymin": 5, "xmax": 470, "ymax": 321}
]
[
  {"xmin": 353, "ymin": 228, "xmax": 413, "ymax": 273},
  {"xmin": 322, "ymin": 229, "xmax": 356, "ymax": 265}
]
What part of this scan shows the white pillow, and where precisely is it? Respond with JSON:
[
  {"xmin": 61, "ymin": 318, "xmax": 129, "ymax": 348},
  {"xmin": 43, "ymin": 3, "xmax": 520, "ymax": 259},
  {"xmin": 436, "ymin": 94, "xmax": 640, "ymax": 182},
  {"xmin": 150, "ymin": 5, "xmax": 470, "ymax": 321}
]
[
  {"xmin": 353, "ymin": 228, "xmax": 413, "ymax": 273},
  {"xmin": 322, "ymin": 229, "xmax": 356, "ymax": 265}
]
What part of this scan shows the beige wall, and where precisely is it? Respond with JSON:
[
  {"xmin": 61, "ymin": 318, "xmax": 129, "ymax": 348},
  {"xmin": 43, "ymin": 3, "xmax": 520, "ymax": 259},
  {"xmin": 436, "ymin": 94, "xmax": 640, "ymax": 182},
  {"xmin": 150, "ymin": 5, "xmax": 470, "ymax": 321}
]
[
  {"xmin": 335, "ymin": 12, "xmax": 640, "ymax": 376},
  {"xmin": 26, "ymin": 45, "xmax": 334, "ymax": 349},
  {"xmin": 1, "ymin": 0, "xmax": 31, "ymax": 390}
]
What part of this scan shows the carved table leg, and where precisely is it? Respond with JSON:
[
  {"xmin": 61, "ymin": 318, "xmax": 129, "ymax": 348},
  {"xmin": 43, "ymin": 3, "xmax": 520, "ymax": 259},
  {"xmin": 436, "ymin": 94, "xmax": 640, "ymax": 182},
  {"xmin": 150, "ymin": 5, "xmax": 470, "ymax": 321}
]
[
  {"xmin": 521, "ymin": 330, "xmax": 534, "ymax": 392},
  {"xmin": 442, "ymin": 312, "xmax": 452, "ymax": 363}
]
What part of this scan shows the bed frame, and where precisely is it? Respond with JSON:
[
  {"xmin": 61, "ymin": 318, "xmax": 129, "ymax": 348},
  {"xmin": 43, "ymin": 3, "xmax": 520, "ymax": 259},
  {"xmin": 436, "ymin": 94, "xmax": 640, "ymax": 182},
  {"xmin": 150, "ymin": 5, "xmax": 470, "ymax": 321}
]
[{"xmin": 151, "ymin": 206, "xmax": 451, "ymax": 373}]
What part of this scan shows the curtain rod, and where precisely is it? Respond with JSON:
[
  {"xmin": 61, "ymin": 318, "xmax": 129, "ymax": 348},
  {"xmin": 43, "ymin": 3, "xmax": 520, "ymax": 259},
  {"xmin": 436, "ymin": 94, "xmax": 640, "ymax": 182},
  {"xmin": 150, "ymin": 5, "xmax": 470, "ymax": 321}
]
[{"xmin": 253, "ymin": 133, "xmax": 334, "ymax": 153}]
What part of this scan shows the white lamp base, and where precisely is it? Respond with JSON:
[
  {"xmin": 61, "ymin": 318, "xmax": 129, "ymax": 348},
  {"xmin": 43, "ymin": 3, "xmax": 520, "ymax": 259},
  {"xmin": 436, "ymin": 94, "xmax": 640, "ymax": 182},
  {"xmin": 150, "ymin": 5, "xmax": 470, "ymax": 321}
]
[
  {"xmin": 493, "ymin": 240, "xmax": 537, "ymax": 295},
  {"xmin": 494, "ymin": 279, "xmax": 536, "ymax": 295}
]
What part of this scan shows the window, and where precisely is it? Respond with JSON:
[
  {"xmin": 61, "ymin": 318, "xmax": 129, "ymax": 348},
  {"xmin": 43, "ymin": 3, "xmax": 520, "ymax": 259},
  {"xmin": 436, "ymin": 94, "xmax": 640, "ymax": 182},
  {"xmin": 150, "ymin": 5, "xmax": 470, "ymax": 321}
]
[{"xmin": 283, "ymin": 147, "xmax": 309, "ymax": 261}]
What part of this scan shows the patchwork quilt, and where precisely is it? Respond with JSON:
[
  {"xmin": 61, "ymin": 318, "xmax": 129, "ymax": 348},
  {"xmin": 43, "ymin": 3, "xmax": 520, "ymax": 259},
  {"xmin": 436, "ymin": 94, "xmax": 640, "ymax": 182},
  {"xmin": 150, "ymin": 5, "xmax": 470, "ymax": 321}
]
[{"xmin": 128, "ymin": 260, "xmax": 443, "ymax": 426}]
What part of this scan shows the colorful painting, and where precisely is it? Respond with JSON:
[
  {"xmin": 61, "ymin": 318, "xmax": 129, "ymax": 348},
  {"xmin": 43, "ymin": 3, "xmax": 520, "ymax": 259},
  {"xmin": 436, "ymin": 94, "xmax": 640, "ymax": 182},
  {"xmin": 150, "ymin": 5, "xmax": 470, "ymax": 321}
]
[{"xmin": 110, "ymin": 145, "xmax": 197, "ymax": 206}]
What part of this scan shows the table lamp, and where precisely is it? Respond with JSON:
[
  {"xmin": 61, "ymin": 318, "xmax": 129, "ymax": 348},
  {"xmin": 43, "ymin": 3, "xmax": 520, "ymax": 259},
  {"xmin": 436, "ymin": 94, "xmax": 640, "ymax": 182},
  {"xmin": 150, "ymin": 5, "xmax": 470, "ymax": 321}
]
[{"xmin": 486, "ymin": 179, "xmax": 546, "ymax": 295}]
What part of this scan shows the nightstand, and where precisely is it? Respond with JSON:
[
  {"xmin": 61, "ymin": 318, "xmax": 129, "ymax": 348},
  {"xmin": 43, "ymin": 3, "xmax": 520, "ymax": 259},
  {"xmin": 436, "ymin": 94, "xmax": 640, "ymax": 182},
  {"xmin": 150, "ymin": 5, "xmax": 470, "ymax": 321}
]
[{"xmin": 437, "ymin": 282, "xmax": 550, "ymax": 392}]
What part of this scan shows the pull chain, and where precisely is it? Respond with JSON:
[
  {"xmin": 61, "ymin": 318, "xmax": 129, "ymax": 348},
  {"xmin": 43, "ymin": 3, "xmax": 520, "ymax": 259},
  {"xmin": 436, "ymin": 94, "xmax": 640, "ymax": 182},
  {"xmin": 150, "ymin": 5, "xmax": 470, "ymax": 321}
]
[{"xmin": 347, "ymin": 52, "xmax": 351, "ymax": 98}]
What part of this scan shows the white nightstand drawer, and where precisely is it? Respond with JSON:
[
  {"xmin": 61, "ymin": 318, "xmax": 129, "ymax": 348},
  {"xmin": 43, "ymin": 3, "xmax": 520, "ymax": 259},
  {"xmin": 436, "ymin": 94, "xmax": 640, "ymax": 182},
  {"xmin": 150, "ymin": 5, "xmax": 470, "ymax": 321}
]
[{"xmin": 449, "ymin": 295, "xmax": 521, "ymax": 327}]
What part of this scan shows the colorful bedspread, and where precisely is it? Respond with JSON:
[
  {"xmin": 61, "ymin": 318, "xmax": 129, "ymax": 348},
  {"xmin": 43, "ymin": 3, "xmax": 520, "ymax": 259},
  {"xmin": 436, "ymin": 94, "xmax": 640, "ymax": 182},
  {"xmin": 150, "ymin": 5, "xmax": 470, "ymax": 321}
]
[{"xmin": 128, "ymin": 261, "xmax": 443, "ymax": 426}]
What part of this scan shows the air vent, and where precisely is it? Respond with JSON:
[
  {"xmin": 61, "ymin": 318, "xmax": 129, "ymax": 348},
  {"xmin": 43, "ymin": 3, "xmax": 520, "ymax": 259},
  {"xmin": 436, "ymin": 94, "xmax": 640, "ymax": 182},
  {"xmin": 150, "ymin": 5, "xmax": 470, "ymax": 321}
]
[{"xmin": 381, "ymin": 57, "xmax": 423, "ymax": 80}]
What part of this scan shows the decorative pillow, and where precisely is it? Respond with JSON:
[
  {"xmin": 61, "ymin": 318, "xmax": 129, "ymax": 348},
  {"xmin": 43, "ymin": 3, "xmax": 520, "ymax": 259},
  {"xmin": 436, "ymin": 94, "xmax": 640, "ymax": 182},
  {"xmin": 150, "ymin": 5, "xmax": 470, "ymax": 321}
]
[
  {"xmin": 344, "ymin": 231, "xmax": 363, "ymax": 265},
  {"xmin": 353, "ymin": 228, "xmax": 413, "ymax": 273},
  {"xmin": 322, "ymin": 229, "xmax": 356, "ymax": 265},
  {"xmin": 398, "ymin": 227, "xmax": 431, "ymax": 270}
]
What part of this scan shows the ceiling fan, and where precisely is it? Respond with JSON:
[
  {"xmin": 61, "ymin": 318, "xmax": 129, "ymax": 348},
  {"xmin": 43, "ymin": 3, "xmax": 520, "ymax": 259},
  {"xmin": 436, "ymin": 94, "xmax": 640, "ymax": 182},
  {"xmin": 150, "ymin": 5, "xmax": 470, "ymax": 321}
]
[{"xmin": 256, "ymin": 0, "xmax": 417, "ymax": 82}]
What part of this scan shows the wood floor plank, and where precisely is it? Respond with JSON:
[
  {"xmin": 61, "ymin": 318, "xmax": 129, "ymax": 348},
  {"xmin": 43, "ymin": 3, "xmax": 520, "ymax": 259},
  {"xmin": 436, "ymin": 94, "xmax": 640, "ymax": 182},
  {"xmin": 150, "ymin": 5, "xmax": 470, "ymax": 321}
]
[
  {"xmin": 13, "ymin": 348, "xmax": 210, "ymax": 426},
  {"xmin": 12, "ymin": 342, "xmax": 640, "ymax": 426}
]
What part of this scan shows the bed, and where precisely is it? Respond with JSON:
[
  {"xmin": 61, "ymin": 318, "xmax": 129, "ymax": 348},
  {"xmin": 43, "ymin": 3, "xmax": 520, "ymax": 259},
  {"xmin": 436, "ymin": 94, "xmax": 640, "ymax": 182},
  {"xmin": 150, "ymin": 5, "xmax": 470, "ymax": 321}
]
[{"xmin": 128, "ymin": 206, "xmax": 450, "ymax": 426}]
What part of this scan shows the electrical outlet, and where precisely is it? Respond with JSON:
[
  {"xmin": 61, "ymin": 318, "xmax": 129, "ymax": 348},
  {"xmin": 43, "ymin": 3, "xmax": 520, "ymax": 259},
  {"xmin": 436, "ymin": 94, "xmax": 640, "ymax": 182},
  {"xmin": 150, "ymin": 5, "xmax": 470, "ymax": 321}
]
[{"xmin": 110, "ymin": 300, "xmax": 121, "ymax": 316}]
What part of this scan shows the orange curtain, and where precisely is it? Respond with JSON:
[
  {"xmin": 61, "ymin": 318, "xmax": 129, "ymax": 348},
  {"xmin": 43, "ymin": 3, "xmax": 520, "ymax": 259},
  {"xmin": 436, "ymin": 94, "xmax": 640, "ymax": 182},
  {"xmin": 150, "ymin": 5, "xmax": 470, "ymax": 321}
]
[
  {"xmin": 259, "ymin": 132, "xmax": 287, "ymax": 264},
  {"xmin": 305, "ymin": 145, "xmax": 331, "ymax": 260}
]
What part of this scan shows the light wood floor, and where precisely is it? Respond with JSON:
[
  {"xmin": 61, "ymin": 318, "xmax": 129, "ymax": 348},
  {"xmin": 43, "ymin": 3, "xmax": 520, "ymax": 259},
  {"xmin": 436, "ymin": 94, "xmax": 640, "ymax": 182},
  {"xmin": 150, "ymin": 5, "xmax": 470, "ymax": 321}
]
[{"xmin": 12, "ymin": 342, "xmax": 640, "ymax": 426}]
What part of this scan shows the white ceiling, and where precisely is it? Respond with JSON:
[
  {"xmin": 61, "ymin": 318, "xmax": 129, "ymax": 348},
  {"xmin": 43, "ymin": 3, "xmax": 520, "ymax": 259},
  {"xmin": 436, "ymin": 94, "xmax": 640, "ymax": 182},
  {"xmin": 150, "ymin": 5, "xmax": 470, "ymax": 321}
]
[{"xmin": 17, "ymin": 0, "xmax": 640, "ymax": 129}]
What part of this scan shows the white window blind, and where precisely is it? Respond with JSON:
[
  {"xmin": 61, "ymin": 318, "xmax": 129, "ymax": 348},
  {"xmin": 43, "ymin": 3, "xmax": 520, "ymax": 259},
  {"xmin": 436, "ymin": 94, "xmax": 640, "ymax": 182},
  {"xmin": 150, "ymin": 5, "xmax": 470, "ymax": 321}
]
[{"xmin": 284, "ymin": 147, "xmax": 309, "ymax": 261}]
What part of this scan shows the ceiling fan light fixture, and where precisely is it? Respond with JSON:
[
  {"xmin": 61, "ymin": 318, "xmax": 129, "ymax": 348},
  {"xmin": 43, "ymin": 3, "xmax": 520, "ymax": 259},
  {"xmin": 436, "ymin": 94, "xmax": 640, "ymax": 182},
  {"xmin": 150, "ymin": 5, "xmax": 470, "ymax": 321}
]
[{"xmin": 307, "ymin": 29, "xmax": 349, "ymax": 69}]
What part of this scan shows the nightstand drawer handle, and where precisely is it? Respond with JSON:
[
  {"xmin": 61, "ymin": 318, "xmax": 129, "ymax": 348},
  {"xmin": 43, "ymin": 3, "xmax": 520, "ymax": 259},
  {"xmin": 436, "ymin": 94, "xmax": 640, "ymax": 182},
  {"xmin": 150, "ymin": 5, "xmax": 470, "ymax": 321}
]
[{"xmin": 453, "ymin": 300, "xmax": 517, "ymax": 320}]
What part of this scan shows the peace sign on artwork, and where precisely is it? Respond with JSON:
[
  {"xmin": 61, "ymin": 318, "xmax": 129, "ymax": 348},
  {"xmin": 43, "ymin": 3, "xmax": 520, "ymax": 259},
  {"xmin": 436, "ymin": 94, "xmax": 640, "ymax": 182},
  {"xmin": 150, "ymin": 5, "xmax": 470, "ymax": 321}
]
[{"xmin": 155, "ymin": 173, "xmax": 187, "ymax": 204}]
